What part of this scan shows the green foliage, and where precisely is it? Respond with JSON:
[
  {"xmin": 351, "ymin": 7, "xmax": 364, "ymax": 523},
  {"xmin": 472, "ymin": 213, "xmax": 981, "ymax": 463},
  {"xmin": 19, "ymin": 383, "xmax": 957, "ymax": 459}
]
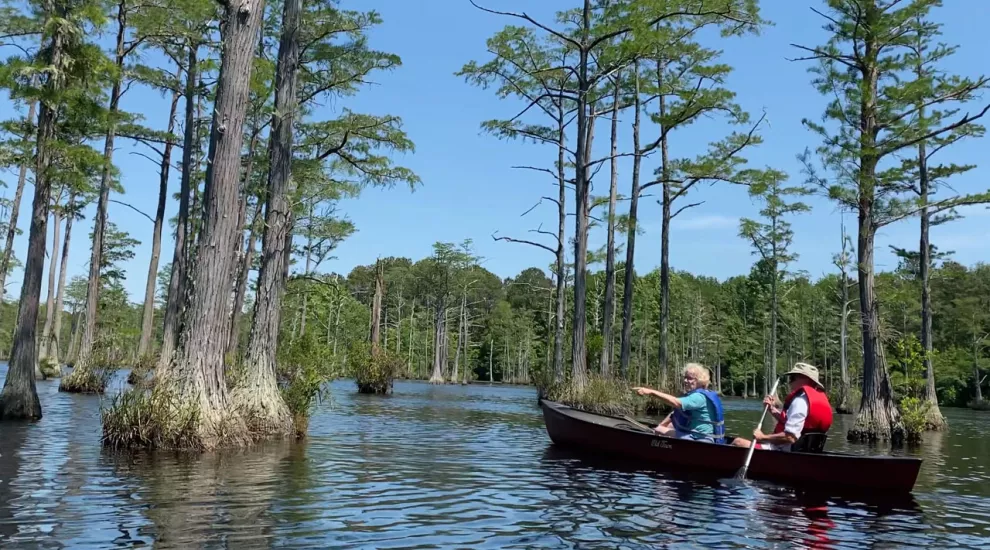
[
  {"xmin": 799, "ymin": 0, "xmax": 989, "ymax": 228},
  {"xmin": 739, "ymin": 170, "xmax": 812, "ymax": 271},
  {"xmin": 276, "ymin": 332, "xmax": 335, "ymax": 432},
  {"xmin": 889, "ymin": 335, "xmax": 927, "ymax": 401},
  {"xmin": 898, "ymin": 396, "xmax": 930, "ymax": 443},
  {"xmin": 92, "ymin": 222, "xmax": 140, "ymax": 285},
  {"xmin": 349, "ymin": 341, "xmax": 403, "ymax": 394}
]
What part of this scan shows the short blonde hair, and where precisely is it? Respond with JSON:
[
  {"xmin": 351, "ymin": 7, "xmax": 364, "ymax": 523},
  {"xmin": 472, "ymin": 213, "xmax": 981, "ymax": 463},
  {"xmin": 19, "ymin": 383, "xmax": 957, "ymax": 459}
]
[{"xmin": 683, "ymin": 363, "xmax": 711, "ymax": 388}]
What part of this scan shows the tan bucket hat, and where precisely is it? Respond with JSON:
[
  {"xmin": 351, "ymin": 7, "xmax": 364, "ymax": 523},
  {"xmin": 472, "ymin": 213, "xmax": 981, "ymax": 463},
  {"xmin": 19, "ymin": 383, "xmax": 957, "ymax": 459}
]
[{"xmin": 783, "ymin": 362, "xmax": 824, "ymax": 391}]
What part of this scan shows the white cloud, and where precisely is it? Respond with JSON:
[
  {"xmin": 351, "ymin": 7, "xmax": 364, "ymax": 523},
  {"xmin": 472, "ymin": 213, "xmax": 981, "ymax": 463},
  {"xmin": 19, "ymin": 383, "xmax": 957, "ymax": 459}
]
[{"xmin": 674, "ymin": 214, "xmax": 739, "ymax": 231}]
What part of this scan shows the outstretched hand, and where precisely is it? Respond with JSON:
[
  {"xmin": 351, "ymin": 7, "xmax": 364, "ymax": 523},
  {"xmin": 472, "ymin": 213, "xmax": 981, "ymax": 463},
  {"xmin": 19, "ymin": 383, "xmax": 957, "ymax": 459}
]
[{"xmin": 632, "ymin": 387, "xmax": 654, "ymax": 397}]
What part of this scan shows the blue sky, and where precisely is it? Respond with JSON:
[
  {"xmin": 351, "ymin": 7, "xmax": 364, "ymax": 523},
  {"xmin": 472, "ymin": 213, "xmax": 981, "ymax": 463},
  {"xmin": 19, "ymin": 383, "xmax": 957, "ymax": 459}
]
[{"xmin": 1, "ymin": 0, "xmax": 989, "ymax": 304}]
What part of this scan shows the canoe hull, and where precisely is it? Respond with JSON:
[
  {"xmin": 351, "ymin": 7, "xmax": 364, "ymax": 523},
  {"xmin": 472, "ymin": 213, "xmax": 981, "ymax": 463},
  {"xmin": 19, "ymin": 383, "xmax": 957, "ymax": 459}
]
[{"xmin": 540, "ymin": 399, "xmax": 922, "ymax": 493}]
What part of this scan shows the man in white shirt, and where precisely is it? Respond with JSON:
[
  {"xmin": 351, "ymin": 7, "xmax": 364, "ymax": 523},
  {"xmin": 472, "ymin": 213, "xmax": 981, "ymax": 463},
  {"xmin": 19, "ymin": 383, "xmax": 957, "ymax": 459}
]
[
  {"xmin": 731, "ymin": 363, "xmax": 833, "ymax": 452},
  {"xmin": 758, "ymin": 390, "xmax": 809, "ymax": 451}
]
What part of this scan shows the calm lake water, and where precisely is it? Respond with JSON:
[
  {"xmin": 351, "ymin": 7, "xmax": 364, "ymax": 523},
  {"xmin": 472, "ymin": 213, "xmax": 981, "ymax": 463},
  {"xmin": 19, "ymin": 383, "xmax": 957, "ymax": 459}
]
[{"xmin": 1, "ymin": 365, "xmax": 989, "ymax": 549}]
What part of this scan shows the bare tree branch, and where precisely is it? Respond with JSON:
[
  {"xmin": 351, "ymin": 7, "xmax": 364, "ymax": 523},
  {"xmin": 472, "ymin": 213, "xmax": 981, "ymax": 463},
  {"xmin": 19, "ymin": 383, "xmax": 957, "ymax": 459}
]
[
  {"xmin": 788, "ymin": 44, "xmax": 858, "ymax": 70},
  {"xmin": 670, "ymin": 201, "xmax": 704, "ymax": 220},
  {"xmin": 878, "ymin": 193, "xmax": 990, "ymax": 228},
  {"xmin": 511, "ymin": 165, "xmax": 558, "ymax": 180},
  {"xmin": 530, "ymin": 224, "xmax": 561, "ymax": 244},
  {"xmin": 492, "ymin": 231, "xmax": 556, "ymax": 255},
  {"xmin": 109, "ymin": 199, "xmax": 155, "ymax": 223},
  {"xmin": 881, "ymin": 104, "xmax": 990, "ymax": 156},
  {"xmin": 469, "ymin": 0, "xmax": 582, "ymax": 50}
]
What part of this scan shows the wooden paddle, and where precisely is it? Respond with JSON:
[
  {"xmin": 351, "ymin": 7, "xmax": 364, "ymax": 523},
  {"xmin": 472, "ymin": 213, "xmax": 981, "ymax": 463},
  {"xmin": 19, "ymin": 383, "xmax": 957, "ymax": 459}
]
[
  {"xmin": 621, "ymin": 415, "xmax": 656, "ymax": 434},
  {"xmin": 735, "ymin": 376, "xmax": 781, "ymax": 480}
]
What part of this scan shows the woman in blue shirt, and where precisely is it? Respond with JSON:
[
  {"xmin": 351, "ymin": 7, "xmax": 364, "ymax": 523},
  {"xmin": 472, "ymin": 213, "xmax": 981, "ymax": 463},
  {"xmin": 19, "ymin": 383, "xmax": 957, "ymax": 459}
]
[{"xmin": 633, "ymin": 363, "xmax": 726, "ymax": 444}]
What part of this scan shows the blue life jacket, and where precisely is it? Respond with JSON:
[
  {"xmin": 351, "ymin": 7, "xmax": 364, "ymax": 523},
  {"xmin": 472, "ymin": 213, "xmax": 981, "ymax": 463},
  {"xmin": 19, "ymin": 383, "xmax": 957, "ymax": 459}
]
[{"xmin": 670, "ymin": 388, "xmax": 726, "ymax": 444}]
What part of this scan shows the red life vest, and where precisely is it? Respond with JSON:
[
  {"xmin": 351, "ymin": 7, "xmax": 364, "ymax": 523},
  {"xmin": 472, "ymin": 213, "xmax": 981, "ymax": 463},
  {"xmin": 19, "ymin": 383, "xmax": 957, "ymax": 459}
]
[{"xmin": 772, "ymin": 384, "xmax": 833, "ymax": 435}]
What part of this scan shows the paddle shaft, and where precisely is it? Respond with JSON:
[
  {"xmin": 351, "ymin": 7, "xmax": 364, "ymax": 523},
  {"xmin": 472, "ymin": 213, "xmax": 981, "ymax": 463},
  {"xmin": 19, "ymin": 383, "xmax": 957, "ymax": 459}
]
[
  {"xmin": 738, "ymin": 377, "xmax": 782, "ymax": 478},
  {"xmin": 622, "ymin": 415, "xmax": 655, "ymax": 434}
]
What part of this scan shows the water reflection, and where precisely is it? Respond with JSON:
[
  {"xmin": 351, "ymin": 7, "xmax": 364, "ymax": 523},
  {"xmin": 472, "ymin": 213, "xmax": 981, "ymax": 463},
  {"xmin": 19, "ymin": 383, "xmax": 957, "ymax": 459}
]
[
  {"xmin": 0, "ymin": 419, "xmax": 27, "ymax": 542},
  {"xmin": 0, "ymin": 371, "xmax": 987, "ymax": 548}
]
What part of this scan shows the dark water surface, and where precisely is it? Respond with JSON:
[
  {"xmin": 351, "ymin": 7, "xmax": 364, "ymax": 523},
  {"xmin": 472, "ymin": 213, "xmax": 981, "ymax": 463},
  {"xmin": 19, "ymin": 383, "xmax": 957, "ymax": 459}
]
[{"xmin": 1, "ymin": 367, "xmax": 989, "ymax": 549}]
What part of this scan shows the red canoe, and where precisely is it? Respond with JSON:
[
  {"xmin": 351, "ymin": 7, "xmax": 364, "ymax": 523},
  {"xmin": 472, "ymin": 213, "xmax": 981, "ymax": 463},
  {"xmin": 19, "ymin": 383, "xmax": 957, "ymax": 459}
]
[{"xmin": 540, "ymin": 399, "xmax": 923, "ymax": 493}]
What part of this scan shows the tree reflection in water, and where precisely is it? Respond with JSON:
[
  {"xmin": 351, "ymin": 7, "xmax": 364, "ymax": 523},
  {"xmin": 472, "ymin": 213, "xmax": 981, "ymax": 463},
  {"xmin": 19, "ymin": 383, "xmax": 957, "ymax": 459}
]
[{"xmin": 113, "ymin": 441, "xmax": 293, "ymax": 549}]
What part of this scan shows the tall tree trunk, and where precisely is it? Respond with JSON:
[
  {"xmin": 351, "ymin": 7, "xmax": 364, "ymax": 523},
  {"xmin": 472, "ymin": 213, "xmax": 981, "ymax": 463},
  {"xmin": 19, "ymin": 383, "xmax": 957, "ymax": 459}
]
[
  {"xmin": 49, "ymin": 200, "xmax": 74, "ymax": 364},
  {"xmin": 61, "ymin": 0, "xmax": 129, "ymax": 394},
  {"xmin": 659, "ymin": 88, "xmax": 671, "ymax": 391},
  {"xmin": 383, "ymin": 304, "xmax": 389, "ymax": 350},
  {"xmin": 851, "ymin": 219, "xmax": 902, "ymax": 442},
  {"xmin": 227, "ymin": 96, "xmax": 263, "ymax": 354},
  {"xmin": 395, "ymin": 293, "xmax": 403, "ymax": 356},
  {"xmin": 299, "ymin": 203, "xmax": 313, "ymax": 337},
  {"xmin": 599, "ymin": 76, "xmax": 620, "ymax": 378},
  {"xmin": 370, "ymin": 261, "xmax": 383, "ymax": 352},
  {"xmin": 847, "ymin": 40, "xmax": 903, "ymax": 442},
  {"xmin": 837, "ymin": 226, "xmax": 853, "ymax": 413},
  {"xmin": 917, "ymin": 111, "xmax": 945, "ymax": 430},
  {"xmin": 38, "ymin": 209, "xmax": 63, "ymax": 376},
  {"xmin": 230, "ymin": 0, "xmax": 298, "ymax": 439},
  {"xmin": 68, "ymin": 312, "xmax": 82, "ymax": 363},
  {"xmin": 715, "ymin": 339, "xmax": 722, "ymax": 393},
  {"xmin": 153, "ymin": 0, "xmax": 268, "ymax": 448},
  {"xmin": 452, "ymin": 292, "xmax": 464, "ymax": 382},
  {"xmin": 441, "ymin": 309, "xmax": 451, "ymax": 378},
  {"xmin": 620, "ymin": 65, "xmax": 642, "ymax": 378},
  {"xmin": 552, "ymin": 105, "xmax": 566, "ymax": 383},
  {"xmin": 462, "ymin": 305, "xmax": 470, "ymax": 383},
  {"xmin": 0, "ymin": 21, "xmax": 65, "ymax": 419},
  {"xmin": 570, "ymin": 0, "xmax": 593, "ymax": 390},
  {"xmin": 0, "ymin": 97, "xmax": 36, "ymax": 315},
  {"xmin": 138, "ymin": 90, "xmax": 180, "ymax": 360},
  {"xmin": 158, "ymin": 44, "xmax": 198, "ymax": 377},
  {"xmin": 332, "ymin": 289, "xmax": 342, "ymax": 357},
  {"xmin": 407, "ymin": 302, "xmax": 414, "ymax": 375},
  {"xmin": 975, "ymin": 329, "xmax": 984, "ymax": 403},
  {"xmin": 229, "ymin": 199, "xmax": 262, "ymax": 355},
  {"xmin": 770, "ymin": 242, "xmax": 778, "ymax": 388},
  {"xmin": 429, "ymin": 303, "xmax": 445, "ymax": 384}
]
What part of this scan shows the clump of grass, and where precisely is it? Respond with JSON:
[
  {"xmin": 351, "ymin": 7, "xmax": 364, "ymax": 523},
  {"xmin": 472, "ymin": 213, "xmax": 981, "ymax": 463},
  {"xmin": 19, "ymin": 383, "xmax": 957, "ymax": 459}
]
[
  {"xmin": 127, "ymin": 354, "xmax": 157, "ymax": 387},
  {"xmin": 60, "ymin": 363, "xmax": 114, "ymax": 394},
  {"xmin": 101, "ymin": 388, "xmax": 201, "ymax": 450},
  {"xmin": 542, "ymin": 374, "xmax": 647, "ymax": 417},
  {"xmin": 349, "ymin": 341, "xmax": 403, "ymax": 395},
  {"xmin": 39, "ymin": 357, "xmax": 61, "ymax": 379},
  {"xmin": 898, "ymin": 396, "xmax": 929, "ymax": 444},
  {"xmin": 968, "ymin": 398, "xmax": 990, "ymax": 411}
]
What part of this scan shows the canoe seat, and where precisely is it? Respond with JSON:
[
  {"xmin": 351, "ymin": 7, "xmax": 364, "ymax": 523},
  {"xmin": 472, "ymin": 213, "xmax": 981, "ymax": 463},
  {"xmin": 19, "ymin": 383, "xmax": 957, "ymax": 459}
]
[{"xmin": 793, "ymin": 431, "xmax": 828, "ymax": 453}]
